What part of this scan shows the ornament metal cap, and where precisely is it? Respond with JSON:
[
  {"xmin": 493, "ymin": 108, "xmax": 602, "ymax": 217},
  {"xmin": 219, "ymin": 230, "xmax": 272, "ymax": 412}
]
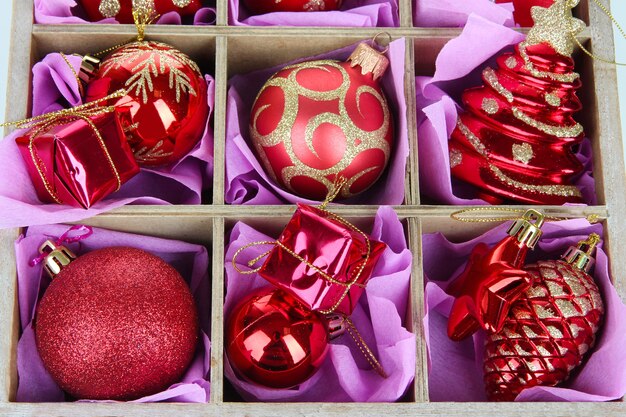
[
  {"xmin": 562, "ymin": 233, "xmax": 600, "ymax": 273},
  {"xmin": 326, "ymin": 314, "xmax": 347, "ymax": 340},
  {"xmin": 506, "ymin": 209, "xmax": 545, "ymax": 249},
  {"xmin": 79, "ymin": 55, "xmax": 101, "ymax": 84},
  {"xmin": 39, "ymin": 240, "xmax": 76, "ymax": 278},
  {"xmin": 347, "ymin": 43, "xmax": 389, "ymax": 81}
]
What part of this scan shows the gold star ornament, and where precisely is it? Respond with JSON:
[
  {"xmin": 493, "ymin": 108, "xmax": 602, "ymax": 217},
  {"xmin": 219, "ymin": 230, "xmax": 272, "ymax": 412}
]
[{"xmin": 526, "ymin": 0, "xmax": 586, "ymax": 57}]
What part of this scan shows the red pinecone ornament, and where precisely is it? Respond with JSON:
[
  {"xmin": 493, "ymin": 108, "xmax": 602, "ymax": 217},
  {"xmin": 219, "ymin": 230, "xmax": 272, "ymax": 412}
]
[
  {"xmin": 484, "ymin": 234, "xmax": 604, "ymax": 401},
  {"xmin": 448, "ymin": 0, "xmax": 587, "ymax": 204}
]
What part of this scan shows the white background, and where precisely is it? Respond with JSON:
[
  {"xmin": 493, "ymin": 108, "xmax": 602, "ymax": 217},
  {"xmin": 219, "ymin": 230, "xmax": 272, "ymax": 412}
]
[{"xmin": 0, "ymin": 2, "xmax": 625, "ymax": 159}]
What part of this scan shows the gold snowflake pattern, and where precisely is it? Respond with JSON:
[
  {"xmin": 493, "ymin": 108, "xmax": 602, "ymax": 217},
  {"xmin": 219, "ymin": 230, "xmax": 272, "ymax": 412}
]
[
  {"xmin": 100, "ymin": 41, "xmax": 201, "ymax": 105},
  {"xmin": 133, "ymin": 140, "xmax": 175, "ymax": 163}
]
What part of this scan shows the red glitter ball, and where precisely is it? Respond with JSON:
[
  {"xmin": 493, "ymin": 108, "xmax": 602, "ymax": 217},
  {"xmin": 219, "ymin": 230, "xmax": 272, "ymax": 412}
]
[{"xmin": 34, "ymin": 247, "xmax": 199, "ymax": 401}]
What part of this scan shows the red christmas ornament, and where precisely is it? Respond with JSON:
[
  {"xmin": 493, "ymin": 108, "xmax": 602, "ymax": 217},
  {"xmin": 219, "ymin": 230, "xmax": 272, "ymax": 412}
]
[
  {"xmin": 484, "ymin": 234, "xmax": 604, "ymax": 401},
  {"xmin": 226, "ymin": 288, "xmax": 334, "ymax": 389},
  {"xmin": 249, "ymin": 42, "xmax": 394, "ymax": 200},
  {"xmin": 79, "ymin": 0, "xmax": 202, "ymax": 23},
  {"xmin": 447, "ymin": 209, "xmax": 545, "ymax": 341},
  {"xmin": 448, "ymin": 0, "xmax": 587, "ymax": 205},
  {"xmin": 34, "ymin": 244, "xmax": 199, "ymax": 400},
  {"xmin": 243, "ymin": 0, "xmax": 342, "ymax": 14},
  {"xmin": 86, "ymin": 41, "xmax": 208, "ymax": 166},
  {"xmin": 495, "ymin": 0, "xmax": 555, "ymax": 27}
]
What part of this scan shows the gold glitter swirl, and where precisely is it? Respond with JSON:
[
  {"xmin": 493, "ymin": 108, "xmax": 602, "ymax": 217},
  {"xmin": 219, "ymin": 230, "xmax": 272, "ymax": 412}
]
[
  {"xmin": 483, "ymin": 68, "xmax": 514, "ymax": 103},
  {"xmin": 250, "ymin": 60, "xmax": 392, "ymax": 199},
  {"xmin": 519, "ymin": 41, "xmax": 579, "ymax": 83},
  {"xmin": 488, "ymin": 165, "xmax": 583, "ymax": 198},
  {"xmin": 456, "ymin": 119, "xmax": 487, "ymax": 156},
  {"xmin": 512, "ymin": 107, "xmax": 583, "ymax": 138}
]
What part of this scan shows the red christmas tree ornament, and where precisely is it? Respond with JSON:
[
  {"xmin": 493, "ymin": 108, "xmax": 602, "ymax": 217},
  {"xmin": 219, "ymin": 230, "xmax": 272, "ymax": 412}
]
[
  {"xmin": 448, "ymin": 0, "xmax": 587, "ymax": 205},
  {"xmin": 226, "ymin": 288, "xmax": 335, "ymax": 389},
  {"xmin": 249, "ymin": 41, "xmax": 394, "ymax": 200},
  {"xmin": 484, "ymin": 233, "xmax": 604, "ymax": 401},
  {"xmin": 34, "ymin": 244, "xmax": 199, "ymax": 400},
  {"xmin": 495, "ymin": 0, "xmax": 556, "ymax": 27},
  {"xmin": 86, "ymin": 40, "xmax": 208, "ymax": 166},
  {"xmin": 243, "ymin": 0, "xmax": 342, "ymax": 14},
  {"xmin": 447, "ymin": 209, "xmax": 545, "ymax": 341},
  {"xmin": 79, "ymin": 0, "xmax": 202, "ymax": 23}
]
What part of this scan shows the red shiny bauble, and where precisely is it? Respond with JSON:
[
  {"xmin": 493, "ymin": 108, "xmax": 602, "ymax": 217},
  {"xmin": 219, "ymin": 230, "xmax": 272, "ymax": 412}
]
[
  {"xmin": 249, "ymin": 58, "xmax": 393, "ymax": 200},
  {"xmin": 87, "ymin": 41, "xmax": 208, "ymax": 166},
  {"xmin": 35, "ymin": 247, "xmax": 199, "ymax": 400},
  {"xmin": 484, "ymin": 259, "xmax": 604, "ymax": 401},
  {"xmin": 226, "ymin": 288, "xmax": 329, "ymax": 389},
  {"xmin": 243, "ymin": 0, "xmax": 342, "ymax": 14},
  {"xmin": 79, "ymin": 0, "xmax": 203, "ymax": 23}
]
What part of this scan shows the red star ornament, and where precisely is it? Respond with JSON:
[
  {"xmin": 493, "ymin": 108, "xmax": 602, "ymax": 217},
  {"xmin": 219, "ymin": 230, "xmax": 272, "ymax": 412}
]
[{"xmin": 446, "ymin": 210, "xmax": 545, "ymax": 341}]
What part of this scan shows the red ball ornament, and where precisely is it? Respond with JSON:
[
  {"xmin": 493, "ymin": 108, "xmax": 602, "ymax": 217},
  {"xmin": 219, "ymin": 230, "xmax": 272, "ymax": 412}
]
[
  {"xmin": 226, "ymin": 288, "xmax": 330, "ymax": 389},
  {"xmin": 447, "ymin": 209, "xmax": 545, "ymax": 341},
  {"xmin": 249, "ymin": 42, "xmax": 394, "ymax": 200},
  {"xmin": 79, "ymin": 0, "xmax": 203, "ymax": 23},
  {"xmin": 87, "ymin": 41, "xmax": 208, "ymax": 167},
  {"xmin": 243, "ymin": 0, "xmax": 342, "ymax": 14},
  {"xmin": 484, "ymin": 234, "xmax": 604, "ymax": 401},
  {"xmin": 35, "ymin": 245, "xmax": 199, "ymax": 400}
]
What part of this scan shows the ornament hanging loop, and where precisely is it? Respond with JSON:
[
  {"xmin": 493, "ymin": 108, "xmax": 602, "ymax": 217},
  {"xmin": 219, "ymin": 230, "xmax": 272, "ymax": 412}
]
[
  {"xmin": 132, "ymin": 0, "xmax": 159, "ymax": 42},
  {"xmin": 371, "ymin": 32, "xmax": 392, "ymax": 54},
  {"xmin": 562, "ymin": 232, "xmax": 601, "ymax": 272},
  {"xmin": 506, "ymin": 209, "xmax": 545, "ymax": 249},
  {"xmin": 319, "ymin": 176, "xmax": 348, "ymax": 210}
]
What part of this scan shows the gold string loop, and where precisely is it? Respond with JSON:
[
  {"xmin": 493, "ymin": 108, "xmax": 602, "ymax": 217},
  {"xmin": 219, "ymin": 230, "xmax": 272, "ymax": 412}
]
[
  {"xmin": 450, "ymin": 207, "xmax": 600, "ymax": 224},
  {"xmin": 566, "ymin": 0, "xmax": 626, "ymax": 66},
  {"xmin": 132, "ymin": 0, "xmax": 159, "ymax": 42},
  {"xmin": 59, "ymin": 52, "xmax": 85, "ymax": 98},
  {"xmin": 342, "ymin": 315, "xmax": 388, "ymax": 378}
]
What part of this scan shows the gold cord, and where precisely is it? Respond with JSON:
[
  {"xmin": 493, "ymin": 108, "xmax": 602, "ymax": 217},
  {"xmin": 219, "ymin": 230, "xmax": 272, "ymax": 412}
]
[
  {"xmin": 567, "ymin": 0, "xmax": 626, "ymax": 66},
  {"xmin": 450, "ymin": 207, "xmax": 600, "ymax": 224},
  {"xmin": 343, "ymin": 315, "xmax": 388, "ymax": 378},
  {"xmin": 59, "ymin": 53, "xmax": 85, "ymax": 98}
]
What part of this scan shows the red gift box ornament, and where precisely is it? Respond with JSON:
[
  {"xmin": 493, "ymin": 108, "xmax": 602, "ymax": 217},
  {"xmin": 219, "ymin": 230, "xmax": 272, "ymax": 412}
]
[
  {"xmin": 233, "ymin": 183, "xmax": 387, "ymax": 316},
  {"xmin": 6, "ymin": 90, "xmax": 140, "ymax": 208},
  {"xmin": 484, "ymin": 233, "xmax": 604, "ymax": 401},
  {"xmin": 447, "ymin": 209, "xmax": 545, "ymax": 341}
]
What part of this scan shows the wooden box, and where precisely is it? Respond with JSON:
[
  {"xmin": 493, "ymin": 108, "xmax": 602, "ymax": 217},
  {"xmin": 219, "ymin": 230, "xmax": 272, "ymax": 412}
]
[{"xmin": 2, "ymin": 0, "xmax": 625, "ymax": 415}]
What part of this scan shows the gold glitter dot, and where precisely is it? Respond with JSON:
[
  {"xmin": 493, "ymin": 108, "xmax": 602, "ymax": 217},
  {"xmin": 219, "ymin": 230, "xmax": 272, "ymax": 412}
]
[
  {"xmin": 545, "ymin": 92, "xmax": 562, "ymax": 107},
  {"xmin": 505, "ymin": 56, "xmax": 518, "ymax": 69},
  {"xmin": 172, "ymin": 0, "xmax": 192, "ymax": 6},
  {"xmin": 482, "ymin": 98, "xmax": 500, "ymax": 115},
  {"xmin": 98, "ymin": 0, "xmax": 121, "ymax": 17},
  {"xmin": 512, "ymin": 143, "xmax": 534, "ymax": 165}
]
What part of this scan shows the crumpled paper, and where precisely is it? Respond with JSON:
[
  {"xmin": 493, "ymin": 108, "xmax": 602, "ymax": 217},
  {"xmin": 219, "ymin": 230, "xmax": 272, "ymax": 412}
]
[
  {"xmin": 413, "ymin": 0, "xmax": 514, "ymax": 27},
  {"xmin": 423, "ymin": 219, "xmax": 626, "ymax": 401},
  {"xmin": 0, "ymin": 52, "xmax": 215, "ymax": 229},
  {"xmin": 15, "ymin": 224, "xmax": 212, "ymax": 402},
  {"xmin": 229, "ymin": 0, "xmax": 398, "ymax": 27},
  {"xmin": 224, "ymin": 206, "xmax": 415, "ymax": 401}
]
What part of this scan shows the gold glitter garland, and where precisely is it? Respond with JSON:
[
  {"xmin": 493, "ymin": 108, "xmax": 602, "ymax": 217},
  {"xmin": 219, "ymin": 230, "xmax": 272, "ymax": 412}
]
[
  {"xmin": 456, "ymin": 119, "xmax": 487, "ymax": 156},
  {"xmin": 519, "ymin": 42, "xmax": 580, "ymax": 83},
  {"xmin": 512, "ymin": 107, "xmax": 583, "ymax": 138},
  {"xmin": 483, "ymin": 68, "xmax": 514, "ymax": 103},
  {"xmin": 250, "ymin": 60, "xmax": 391, "ymax": 199},
  {"xmin": 488, "ymin": 165, "xmax": 582, "ymax": 198}
]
